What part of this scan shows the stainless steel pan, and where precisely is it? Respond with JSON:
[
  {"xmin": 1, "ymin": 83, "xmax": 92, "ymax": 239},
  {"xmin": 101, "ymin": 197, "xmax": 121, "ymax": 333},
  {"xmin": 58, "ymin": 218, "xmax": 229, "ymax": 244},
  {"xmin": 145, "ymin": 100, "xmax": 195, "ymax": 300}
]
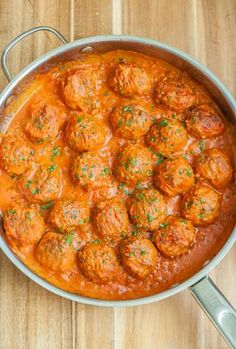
[{"xmin": 0, "ymin": 26, "xmax": 235, "ymax": 348}]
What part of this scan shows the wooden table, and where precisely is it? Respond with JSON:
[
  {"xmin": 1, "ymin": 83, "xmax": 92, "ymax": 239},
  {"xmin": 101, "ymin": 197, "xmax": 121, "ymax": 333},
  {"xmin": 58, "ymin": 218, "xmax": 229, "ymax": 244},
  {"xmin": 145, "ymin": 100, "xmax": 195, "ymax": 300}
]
[{"xmin": 0, "ymin": 1, "xmax": 235, "ymax": 348}]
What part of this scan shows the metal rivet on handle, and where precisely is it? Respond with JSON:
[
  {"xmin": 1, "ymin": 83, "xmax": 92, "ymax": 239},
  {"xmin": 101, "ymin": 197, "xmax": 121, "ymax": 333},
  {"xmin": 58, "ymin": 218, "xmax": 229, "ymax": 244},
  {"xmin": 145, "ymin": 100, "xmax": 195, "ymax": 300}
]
[{"xmin": 80, "ymin": 46, "xmax": 94, "ymax": 53}]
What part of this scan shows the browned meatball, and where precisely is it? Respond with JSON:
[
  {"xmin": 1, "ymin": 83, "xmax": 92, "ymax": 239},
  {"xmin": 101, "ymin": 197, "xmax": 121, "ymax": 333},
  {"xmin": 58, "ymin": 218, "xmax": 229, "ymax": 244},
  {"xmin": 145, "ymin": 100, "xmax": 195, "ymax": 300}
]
[
  {"xmin": 114, "ymin": 144, "xmax": 153, "ymax": 186},
  {"xmin": 36, "ymin": 232, "xmax": 77, "ymax": 272},
  {"xmin": 154, "ymin": 156, "xmax": 195, "ymax": 196},
  {"xmin": 185, "ymin": 104, "xmax": 225, "ymax": 139},
  {"xmin": 0, "ymin": 134, "xmax": 34, "ymax": 175},
  {"xmin": 4, "ymin": 203, "xmax": 45, "ymax": 244},
  {"xmin": 71, "ymin": 151, "xmax": 112, "ymax": 190},
  {"xmin": 19, "ymin": 163, "xmax": 61, "ymax": 203},
  {"xmin": 110, "ymin": 103, "xmax": 153, "ymax": 140},
  {"xmin": 93, "ymin": 198, "xmax": 130, "ymax": 243},
  {"xmin": 109, "ymin": 63, "xmax": 152, "ymax": 98},
  {"xmin": 154, "ymin": 216, "xmax": 195, "ymax": 258},
  {"xmin": 65, "ymin": 112, "xmax": 106, "ymax": 152},
  {"xmin": 155, "ymin": 74, "xmax": 196, "ymax": 111},
  {"xmin": 182, "ymin": 184, "xmax": 221, "ymax": 225},
  {"xmin": 62, "ymin": 66, "xmax": 102, "ymax": 111},
  {"xmin": 120, "ymin": 238, "xmax": 158, "ymax": 279},
  {"xmin": 48, "ymin": 199, "xmax": 90, "ymax": 232},
  {"xmin": 78, "ymin": 243, "xmax": 120, "ymax": 282},
  {"xmin": 25, "ymin": 101, "xmax": 66, "ymax": 143},
  {"xmin": 196, "ymin": 148, "xmax": 233, "ymax": 189},
  {"xmin": 128, "ymin": 188, "xmax": 167, "ymax": 231},
  {"xmin": 146, "ymin": 118, "xmax": 188, "ymax": 156}
]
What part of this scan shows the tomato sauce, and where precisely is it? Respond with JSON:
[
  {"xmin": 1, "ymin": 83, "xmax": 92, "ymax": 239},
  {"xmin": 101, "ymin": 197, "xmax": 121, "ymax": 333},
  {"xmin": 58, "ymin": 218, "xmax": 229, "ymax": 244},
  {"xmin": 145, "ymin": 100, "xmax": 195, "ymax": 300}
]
[{"xmin": 0, "ymin": 50, "xmax": 235, "ymax": 300}]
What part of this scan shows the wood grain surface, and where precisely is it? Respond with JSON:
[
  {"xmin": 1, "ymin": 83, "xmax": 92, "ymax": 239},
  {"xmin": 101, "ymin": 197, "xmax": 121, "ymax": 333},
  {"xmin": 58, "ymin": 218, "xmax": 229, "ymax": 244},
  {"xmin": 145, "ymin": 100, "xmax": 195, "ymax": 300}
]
[{"xmin": 0, "ymin": 1, "xmax": 235, "ymax": 348}]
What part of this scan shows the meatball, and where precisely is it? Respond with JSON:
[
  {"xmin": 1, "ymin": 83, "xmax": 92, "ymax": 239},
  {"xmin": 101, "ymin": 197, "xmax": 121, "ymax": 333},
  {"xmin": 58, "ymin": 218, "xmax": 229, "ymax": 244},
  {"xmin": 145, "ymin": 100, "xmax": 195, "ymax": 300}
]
[
  {"xmin": 62, "ymin": 66, "xmax": 102, "ymax": 111},
  {"xmin": 65, "ymin": 112, "xmax": 106, "ymax": 152},
  {"xmin": 154, "ymin": 156, "xmax": 195, "ymax": 196},
  {"xmin": 182, "ymin": 184, "xmax": 221, "ymax": 225},
  {"xmin": 25, "ymin": 101, "xmax": 65, "ymax": 143},
  {"xmin": 48, "ymin": 199, "xmax": 90, "ymax": 232},
  {"xmin": 4, "ymin": 203, "xmax": 45, "ymax": 244},
  {"xmin": 19, "ymin": 163, "xmax": 61, "ymax": 203},
  {"xmin": 114, "ymin": 144, "xmax": 153, "ymax": 186},
  {"xmin": 196, "ymin": 148, "xmax": 233, "ymax": 189},
  {"xmin": 146, "ymin": 118, "xmax": 188, "ymax": 156},
  {"xmin": 0, "ymin": 134, "xmax": 34, "ymax": 175},
  {"xmin": 120, "ymin": 238, "xmax": 158, "ymax": 279},
  {"xmin": 155, "ymin": 74, "xmax": 196, "ymax": 111},
  {"xmin": 185, "ymin": 104, "xmax": 225, "ymax": 139},
  {"xmin": 109, "ymin": 63, "xmax": 152, "ymax": 98},
  {"xmin": 71, "ymin": 151, "xmax": 112, "ymax": 190},
  {"xmin": 93, "ymin": 198, "xmax": 130, "ymax": 243},
  {"xmin": 128, "ymin": 188, "xmax": 167, "ymax": 231},
  {"xmin": 36, "ymin": 232, "xmax": 76, "ymax": 272},
  {"xmin": 78, "ymin": 243, "xmax": 120, "ymax": 282},
  {"xmin": 154, "ymin": 216, "xmax": 195, "ymax": 258},
  {"xmin": 110, "ymin": 103, "xmax": 153, "ymax": 140}
]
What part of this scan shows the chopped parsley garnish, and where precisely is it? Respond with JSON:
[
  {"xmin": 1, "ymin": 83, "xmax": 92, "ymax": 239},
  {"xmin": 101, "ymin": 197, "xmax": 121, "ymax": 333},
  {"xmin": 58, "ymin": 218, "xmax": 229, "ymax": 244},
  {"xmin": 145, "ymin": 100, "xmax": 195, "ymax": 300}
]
[
  {"xmin": 156, "ymin": 153, "xmax": 164, "ymax": 165},
  {"xmin": 198, "ymin": 212, "xmax": 205, "ymax": 219},
  {"xmin": 32, "ymin": 188, "xmax": 40, "ymax": 195},
  {"xmin": 131, "ymin": 231, "xmax": 138, "ymax": 236},
  {"xmin": 51, "ymin": 146, "xmax": 61, "ymax": 160},
  {"xmin": 40, "ymin": 202, "xmax": 54, "ymax": 210},
  {"xmin": 147, "ymin": 213, "xmax": 154, "ymax": 222},
  {"xmin": 8, "ymin": 209, "xmax": 16, "ymax": 215},
  {"xmin": 199, "ymin": 139, "xmax": 205, "ymax": 152},
  {"xmin": 122, "ymin": 105, "xmax": 133, "ymax": 113},
  {"xmin": 186, "ymin": 168, "xmax": 192, "ymax": 176},
  {"xmin": 103, "ymin": 167, "xmax": 110, "ymax": 176},
  {"xmin": 90, "ymin": 239, "xmax": 101, "ymax": 244},
  {"xmin": 140, "ymin": 250, "xmax": 146, "ymax": 256},
  {"xmin": 159, "ymin": 222, "xmax": 169, "ymax": 228},
  {"xmin": 26, "ymin": 180, "xmax": 32, "ymax": 189},
  {"xmin": 159, "ymin": 119, "xmax": 168, "ymax": 127},
  {"xmin": 77, "ymin": 116, "xmax": 83, "ymax": 123},
  {"xmin": 48, "ymin": 164, "xmax": 57, "ymax": 172},
  {"xmin": 64, "ymin": 232, "xmax": 74, "ymax": 246}
]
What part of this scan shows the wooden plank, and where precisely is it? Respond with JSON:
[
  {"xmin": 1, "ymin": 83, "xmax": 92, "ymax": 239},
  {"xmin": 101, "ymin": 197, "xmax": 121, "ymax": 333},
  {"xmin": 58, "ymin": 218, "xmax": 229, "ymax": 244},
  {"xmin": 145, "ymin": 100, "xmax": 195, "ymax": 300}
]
[
  {"xmin": 0, "ymin": 1, "xmax": 72, "ymax": 349},
  {"xmin": 120, "ymin": 1, "xmax": 236, "ymax": 349},
  {"xmin": 73, "ymin": 2, "xmax": 115, "ymax": 349},
  {"xmin": 0, "ymin": 1, "xmax": 235, "ymax": 348}
]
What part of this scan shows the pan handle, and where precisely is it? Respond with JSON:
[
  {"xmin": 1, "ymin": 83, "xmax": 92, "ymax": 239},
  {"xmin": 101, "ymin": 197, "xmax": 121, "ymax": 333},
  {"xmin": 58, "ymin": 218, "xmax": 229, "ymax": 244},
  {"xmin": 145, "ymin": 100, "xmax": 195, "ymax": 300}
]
[
  {"xmin": 1, "ymin": 26, "xmax": 68, "ymax": 82},
  {"xmin": 190, "ymin": 276, "xmax": 236, "ymax": 348}
]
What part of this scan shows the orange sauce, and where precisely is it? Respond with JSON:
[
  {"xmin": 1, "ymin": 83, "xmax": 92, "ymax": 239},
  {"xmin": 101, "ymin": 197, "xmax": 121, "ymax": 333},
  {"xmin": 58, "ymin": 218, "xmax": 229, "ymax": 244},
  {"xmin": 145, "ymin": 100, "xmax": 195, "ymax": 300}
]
[{"xmin": 0, "ymin": 50, "xmax": 235, "ymax": 300}]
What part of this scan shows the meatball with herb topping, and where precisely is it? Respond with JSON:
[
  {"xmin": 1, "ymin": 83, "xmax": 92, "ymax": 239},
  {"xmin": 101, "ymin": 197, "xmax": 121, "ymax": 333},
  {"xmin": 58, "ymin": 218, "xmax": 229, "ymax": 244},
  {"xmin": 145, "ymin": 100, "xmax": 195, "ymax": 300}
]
[
  {"xmin": 71, "ymin": 151, "xmax": 112, "ymax": 190},
  {"xmin": 0, "ymin": 134, "xmax": 34, "ymax": 175},
  {"xmin": 4, "ymin": 203, "xmax": 45, "ymax": 245},
  {"xmin": 36, "ymin": 232, "xmax": 77, "ymax": 272},
  {"xmin": 120, "ymin": 238, "xmax": 158, "ymax": 279},
  {"xmin": 155, "ymin": 74, "xmax": 196, "ymax": 112},
  {"xmin": 109, "ymin": 63, "xmax": 152, "ymax": 98},
  {"xmin": 185, "ymin": 104, "xmax": 225, "ymax": 139},
  {"xmin": 65, "ymin": 112, "xmax": 106, "ymax": 152},
  {"xmin": 196, "ymin": 148, "xmax": 233, "ymax": 189},
  {"xmin": 93, "ymin": 198, "xmax": 130, "ymax": 243},
  {"xmin": 154, "ymin": 216, "xmax": 195, "ymax": 258},
  {"xmin": 182, "ymin": 184, "xmax": 221, "ymax": 226},
  {"xmin": 146, "ymin": 118, "xmax": 188, "ymax": 157},
  {"xmin": 128, "ymin": 188, "xmax": 167, "ymax": 231},
  {"xmin": 114, "ymin": 144, "xmax": 153, "ymax": 186},
  {"xmin": 78, "ymin": 243, "xmax": 120, "ymax": 283},
  {"xmin": 25, "ymin": 101, "xmax": 66, "ymax": 143},
  {"xmin": 48, "ymin": 199, "xmax": 90, "ymax": 232},
  {"xmin": 154, "ymin": 156, "xmax": 195, "ymax": 197},
  {"xmin": 110, "ymin": 103, "xmax": 153, "ymax": 140},
  {"xmin": 19, "ymin": 163, "xmax": 61, "ymax": 203},
  {"xmin": 62, "ymin": 66, "xmax": 103, "ymax": 111}
]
